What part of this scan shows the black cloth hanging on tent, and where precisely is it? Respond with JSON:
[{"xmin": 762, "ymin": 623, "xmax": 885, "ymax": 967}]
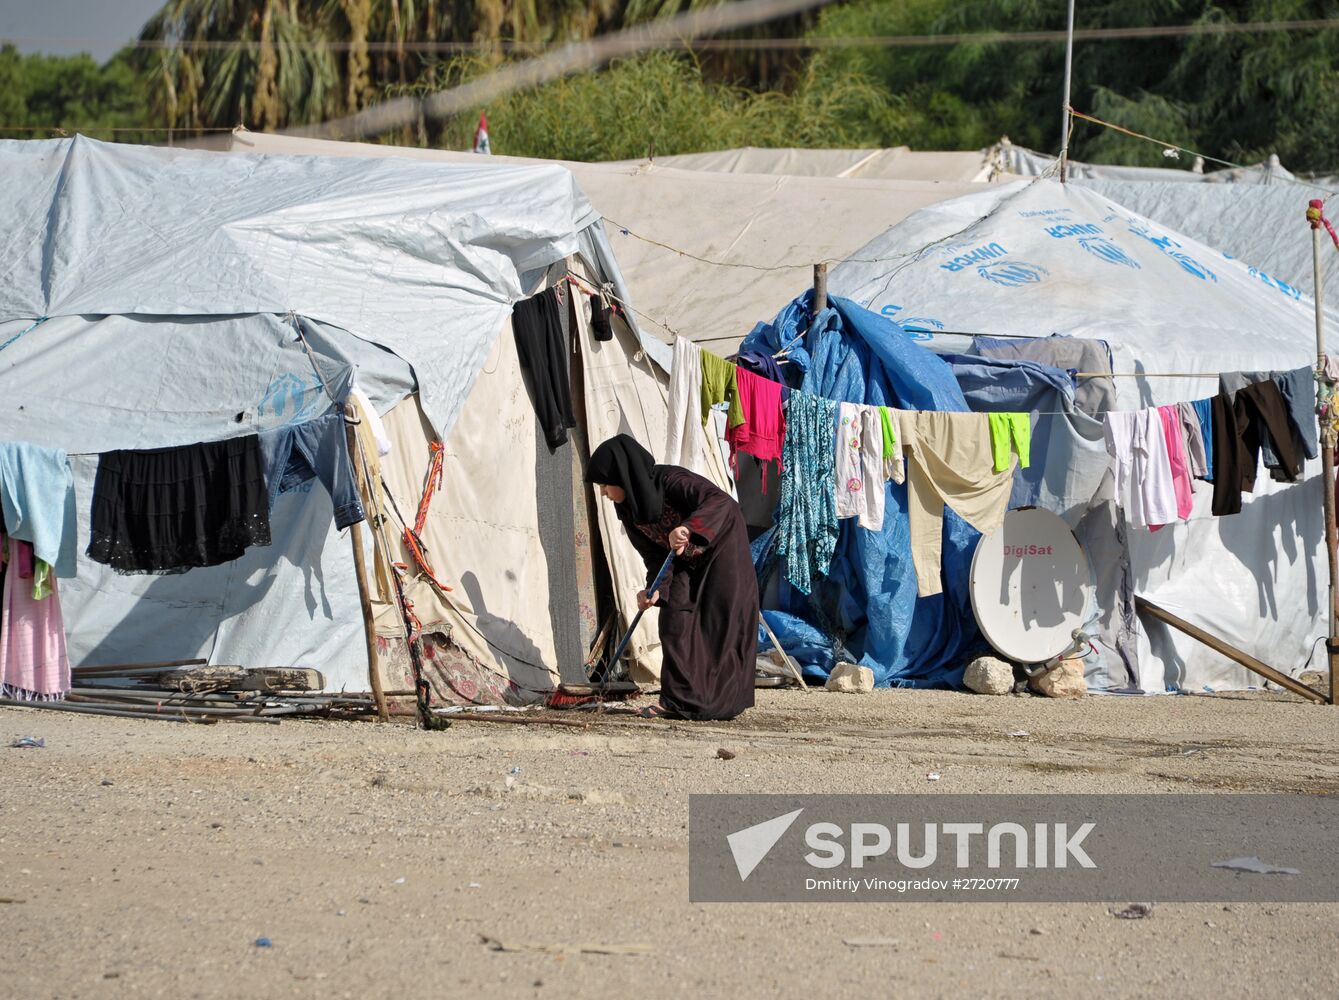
[
  {"xmin": 512, "ymin": 288, "xmax": 576, "ymax": 450},
  {"xmin": 1210, "ymin": 379, "xmax": 1302, "ymax": 517},
  {"xmin": 589, "ymin": 293, "xmax": 614, "ymax": 342},
  {"xmin": 87, "ymin": 436, "xmax": 271, "ymax": 574}
]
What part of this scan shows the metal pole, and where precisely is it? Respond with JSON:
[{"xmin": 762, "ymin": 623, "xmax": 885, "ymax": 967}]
[
  {"xmin": 1309, "ymin": 201, "xmax": 1339, "ymax": 705},
  {"xmin": 1058, "ymin": 0, "xmax": 1077, "ymax": 182},
  {"xmin": 813, "ymin": 263, "xmax": 828, "ymax": 313}
]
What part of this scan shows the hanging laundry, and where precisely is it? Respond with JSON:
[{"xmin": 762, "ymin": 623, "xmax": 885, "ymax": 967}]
[
  {"xmin": 0, "ymin": 538, "xmax": 69, "ymax": 701},
  {"xmin": 512, "ymin": 288, "xmax": 576, "ymax": 449},
  {"xmin": 1176, "ymin": 401, "xmax": 1208, "ymax": 479},
  {"xmin": 986, "ymin": 412, "xmax": 1031, "ymax": 473},
  {"xmin": 776, "ymin": 393, "xmax": 839, "ymax": 595},
  {"xmin": 899, "ymin": 411, "xmax": 1015, "ymax": 597},
  {"xmin": 878, "ymin": 406, "xmax": 904, "ymax": 484},
  {"xmin": 259, "ymin": 408, "xmax": 366, "ymax": 530},
  {"xmin": 665, "ymin": 337, "xmax": 706, "ymax": 473},
  {"xmin": 971, "ymin": 334, "xmax": 1117, "ymax": 415},
  {"xmin": 1325, "ymin": 354, "xmax": 1339, "ymax": 382},
  {"xmin": 588, "ymin": 292, "xmax": 614, "ymax": 342},
  {"xmin": 1220, "ymin": 368, "xmax": 1317, "ymax": 478},
  {"xmin": 1212, "ymin": 380, "xmax": 1302, "ymax": 516},
  {"xmin": 0, "ymin": 441, "xmax": 78, "ymax": 578},
  {"xmin": 833, "ymin": 403, "xmax": 886, "ymax": 531},
  {"xmin": 733, "ymin": 452, "xmax": 781, "ymax": 536},
  {"xmin": 1191, "ymin": 398, "xmax": 1215, "ymax": 481},
  {"xmin": 88, "ymin": 435, "xmax": 272, "ymax": 574},
  {"xmin": 1156, "ymin": 405, "xmax": 1195, "ymax": 520},
  {"xmin": 1103, "ymin": 410, "xmax": 1178, "ymax": 529},
  {"xmin": 736, "ymin": 349, "xmax": 787, "ymax": 388},
  {"xmin": 699, "ymin": 350, "xmax": 746, "ymax": 429},
  {"xmin": 726, "ymin": 367, "xmax": 786, "ymax": 475}
]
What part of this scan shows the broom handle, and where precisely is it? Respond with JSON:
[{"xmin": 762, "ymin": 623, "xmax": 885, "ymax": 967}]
[{"xmin": 609, "ymin": 552, "xmax": 675, "ymax": 672}]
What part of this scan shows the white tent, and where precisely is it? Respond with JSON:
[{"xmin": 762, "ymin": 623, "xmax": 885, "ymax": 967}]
[
  {"xmin": 830, "ymin": 178, "xmax": 1325, "ymax": 692},
  {"xmin": 998, "ymin": 142, "xmax": 1301, "ymax": 185},
  {"xmin": 0, "ymin": 136, "xmax": 676, "ymax": 696},
  {"xmin": 211, "ymin": 131, "xmax": 993, "ymax": 356},
  {"xmin": 613, "ymin": 145, "xmax": 1002, "ymax": 183}
]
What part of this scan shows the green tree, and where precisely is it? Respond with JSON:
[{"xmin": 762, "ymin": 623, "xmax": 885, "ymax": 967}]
[
  {"xmin": 804, "ymin": 0, "xmax": 1339, "ymax": 172},
  {"xmin": 404, "ymin": 49, "xmax": 903, "ymax": 159},
  {"xmin": 0, "ymin": 45, "xmax": 151, "ymax": 141}
]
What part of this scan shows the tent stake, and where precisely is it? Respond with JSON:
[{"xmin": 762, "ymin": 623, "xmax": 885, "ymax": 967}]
[
  {"xmin": 1134, "ymin": 598, "xmax": 1325, "ymax": 704},
  {"xmin": 346, "ymin": 421, "xmax": 390, "ymax": 723},
  {"xmin": 1310, "ymin": 203, "xmax": 1339, "ymax": 705}
]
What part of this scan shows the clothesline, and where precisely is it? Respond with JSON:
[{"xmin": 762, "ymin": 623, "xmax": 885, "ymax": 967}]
[{"xmin": 1078, "ymin": 372, "xmax": 1226, "ymax": 379}]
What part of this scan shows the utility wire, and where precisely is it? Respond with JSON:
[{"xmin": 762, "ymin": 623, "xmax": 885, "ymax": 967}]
[
  {"xmin": 11, "ymin": 17, "xmax": 1339, "ymax": 53},
  {"xmin": 1068, "ymin": 107, "xmax": 1339, "ymax": 197}
]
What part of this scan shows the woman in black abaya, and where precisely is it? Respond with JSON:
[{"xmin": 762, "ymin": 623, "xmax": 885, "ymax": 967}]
[{"xmin": 587, "ymin": 435, "xmax": 757, "ymax": 720}]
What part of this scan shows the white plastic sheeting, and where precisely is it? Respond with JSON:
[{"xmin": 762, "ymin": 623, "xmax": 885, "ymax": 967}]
[
  {"xmin": 613, "ymin": 145, "xmax": 999, "ymax": 182},
  {"xmin": 830, "ymin": 178, "xmax": 1326, "ymax": 692},
  {"xmin": 215, "ymin": 131, "xmax": 990, "ymax": 356},
  {"xmin": 0, "ymin": 135, "xmax": 597, "ymax": 438},
  {"xmin": 1075, "ymin": 179, "xmax": 1339, "ymax": 327},
  {"xmin": 0, "ymin": 136, "xmax": 652, "ymax": 690}
]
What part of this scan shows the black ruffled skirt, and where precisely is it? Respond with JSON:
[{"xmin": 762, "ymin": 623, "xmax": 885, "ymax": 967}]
[{"xmin": 87, "ymin": 436, "xmax": 272, "ymax": 574}]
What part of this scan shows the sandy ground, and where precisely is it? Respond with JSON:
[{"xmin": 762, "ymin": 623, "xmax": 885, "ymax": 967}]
[{"xmin": 3, "ymin": 686, "xmax": 1338, "ymax": 999}]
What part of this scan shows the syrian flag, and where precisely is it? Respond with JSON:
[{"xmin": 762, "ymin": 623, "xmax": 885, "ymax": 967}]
[{"xmin": 473, "ymin": 112, "xmax": 491, "ymax": 155}]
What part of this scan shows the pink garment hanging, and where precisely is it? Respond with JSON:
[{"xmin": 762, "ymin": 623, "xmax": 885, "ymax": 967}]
[
  {"xmin": 1158, "ymin": 405, "xmax": 1195, "ymax": 521},
  {"xmin": 726, "ymin": 367, "xmax": 786, "ymax": 476},
  {"xmin": 0, "ymin": 539, "xmax": 69, "ymax": 701}
]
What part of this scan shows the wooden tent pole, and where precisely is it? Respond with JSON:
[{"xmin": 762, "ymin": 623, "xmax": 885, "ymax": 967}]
[
  {"xmin": 1309, "ymin": 201, "xmax": 1339, "ymax": 705},
  {"xmin": 346, "ymin": 420, "xmax": 389, "ymax": 722}
]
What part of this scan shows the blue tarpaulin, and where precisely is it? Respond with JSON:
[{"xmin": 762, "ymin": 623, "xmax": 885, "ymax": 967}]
[{"xmin": 742, "ymin": 292, "xmax": 984, "ymax": 688}]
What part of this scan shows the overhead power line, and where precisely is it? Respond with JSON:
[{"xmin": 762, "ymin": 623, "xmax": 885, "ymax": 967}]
[{"xmin": 6, "ymin": 17, "xmax": 1339, "ymax": 55}]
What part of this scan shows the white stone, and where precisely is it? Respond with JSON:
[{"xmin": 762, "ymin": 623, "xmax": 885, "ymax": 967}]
[
  {"xmin": 1030, "ymin": 657, "xmax": 1088, "ymax": 699},
  {"xmin": 963, "ymin": 656, "xmax": 1015, "ymax": 695},
  {"xmin": 825, "ymin": 662, "xmax": 875, "ymax": 693}
]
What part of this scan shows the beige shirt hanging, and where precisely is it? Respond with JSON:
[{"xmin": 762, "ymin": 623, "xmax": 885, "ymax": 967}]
[{"xmin": 899, "ymin": 411, "xmax": 1015, "ymax": 598}]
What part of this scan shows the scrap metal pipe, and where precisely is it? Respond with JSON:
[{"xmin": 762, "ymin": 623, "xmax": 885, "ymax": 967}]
[{"xmin": 0, "ymin": 698, "xmax": 207, "ymax": 723}]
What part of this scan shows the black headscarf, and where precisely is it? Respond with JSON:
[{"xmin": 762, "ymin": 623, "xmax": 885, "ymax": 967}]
[{"xmin": 586, "ymin": 434, "xmax": 664, "ymax": 524}]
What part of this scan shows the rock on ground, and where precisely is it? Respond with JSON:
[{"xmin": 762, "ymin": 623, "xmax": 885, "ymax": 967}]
[
  {"xmin": 963, "ymin": 656, "xmax": 1016, "ymax": 695},
  {"xmin": 825, "ymin": 662, "xmax": 875, "ymax": 693},
  {"xmin": 1030, "ymin": 657, "xmax": 1088, "ymax": 699}
]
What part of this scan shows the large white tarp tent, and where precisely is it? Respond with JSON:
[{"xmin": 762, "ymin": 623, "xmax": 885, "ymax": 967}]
[
  {"xmin": 830, "ymin": 178, "xmax": 1325, "ymax": 692},
  {"xmin": 0, "ymin": 135, "xmax": 675, "ymax": 693},
  {"xmin": 207, "ymin": 131, "xmax": 992, "ymax": 356}
]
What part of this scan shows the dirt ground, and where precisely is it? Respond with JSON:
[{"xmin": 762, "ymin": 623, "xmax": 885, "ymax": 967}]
[{"xmin": 3, "ymin": 686, "xmax": 1338, "ymax": 999}]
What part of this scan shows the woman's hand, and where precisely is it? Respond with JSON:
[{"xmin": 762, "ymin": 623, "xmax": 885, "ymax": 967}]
[
  {"xmin": 668, "ymin": 525, "xmax": 691, "ymax": 555},
  {"xmin": 636, "ymin": 589, "xmax": 660, "ymax": 611}
]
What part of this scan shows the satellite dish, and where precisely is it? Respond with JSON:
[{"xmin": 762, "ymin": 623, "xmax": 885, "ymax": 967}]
[{"xmin": 970, "ymin": 508, "xmax": 1094, "ymax": 663}]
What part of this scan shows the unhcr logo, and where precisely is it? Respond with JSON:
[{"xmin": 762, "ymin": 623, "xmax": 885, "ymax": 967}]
[
  {"xmin": 939, "ymin": 242, "xmax": 1008, "ymax": 272},
  {"xmin": 1078, "ymin": 237, "xmax": 1140, "ymax": 269},
  {"xmin": 977, "ymin": 260, "xmax": 1049, "ymax": 287},
  {"xmin": 1125, "ymin": 224, "xmax": 1218, "ymax": 283}
]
